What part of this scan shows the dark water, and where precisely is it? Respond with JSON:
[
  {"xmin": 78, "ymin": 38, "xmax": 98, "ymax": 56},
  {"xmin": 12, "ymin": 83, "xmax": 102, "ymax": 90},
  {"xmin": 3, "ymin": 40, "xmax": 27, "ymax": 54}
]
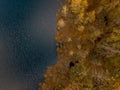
[{"xmin": 0, "ymin": 0, "xmax": 62, "ymax": 90}]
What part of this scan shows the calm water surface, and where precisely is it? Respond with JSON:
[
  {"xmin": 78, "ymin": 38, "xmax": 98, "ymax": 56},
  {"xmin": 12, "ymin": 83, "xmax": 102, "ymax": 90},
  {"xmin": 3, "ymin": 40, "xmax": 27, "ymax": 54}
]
[{"xmin": 0, "ymin": 0, "xmax": 62, "ymax": 90}]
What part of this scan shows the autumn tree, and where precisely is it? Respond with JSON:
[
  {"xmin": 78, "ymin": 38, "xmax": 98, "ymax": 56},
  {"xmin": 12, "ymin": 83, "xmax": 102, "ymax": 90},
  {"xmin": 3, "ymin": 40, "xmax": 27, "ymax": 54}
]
[{"xmin": 40, "ymin": 0, "xmax": 120, "ymax": 90}]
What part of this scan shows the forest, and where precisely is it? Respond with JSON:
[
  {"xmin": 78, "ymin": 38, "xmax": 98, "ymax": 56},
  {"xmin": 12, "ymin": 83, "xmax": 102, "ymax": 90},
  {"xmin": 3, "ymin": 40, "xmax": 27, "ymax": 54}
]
[{"xmin": 40, "ymin": 0, "xmax": 120, "ymax": 90}]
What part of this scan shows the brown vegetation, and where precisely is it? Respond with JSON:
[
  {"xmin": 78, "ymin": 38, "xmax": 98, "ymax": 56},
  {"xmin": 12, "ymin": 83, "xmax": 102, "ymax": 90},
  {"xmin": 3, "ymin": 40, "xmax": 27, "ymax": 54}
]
[{"xmin": 40, "ymin": 0, "xmax": 120, "ymax": 90}]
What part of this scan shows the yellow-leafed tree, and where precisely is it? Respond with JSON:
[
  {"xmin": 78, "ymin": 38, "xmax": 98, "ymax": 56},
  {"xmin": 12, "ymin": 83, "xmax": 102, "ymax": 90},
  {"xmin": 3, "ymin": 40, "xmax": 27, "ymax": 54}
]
[{"xmin": 40, "ymin": 0, "xmax": 120, "ymax": 90}]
